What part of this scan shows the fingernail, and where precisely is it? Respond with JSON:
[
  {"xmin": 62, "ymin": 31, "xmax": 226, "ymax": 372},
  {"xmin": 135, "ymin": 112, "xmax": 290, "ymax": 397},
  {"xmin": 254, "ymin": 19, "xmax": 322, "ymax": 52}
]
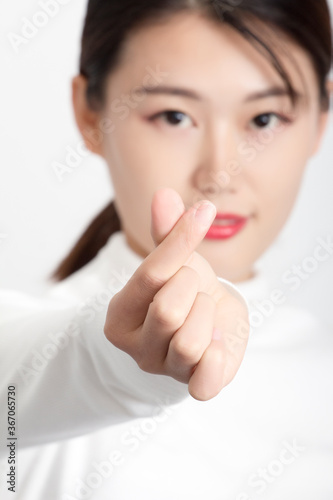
[
  {"xmin": 212, "ymin": 327, "xmax": 222, "ymax": 341},
  {"xmin": 193, "ymin": 201, "xmax": 216, "ymax": 225}
]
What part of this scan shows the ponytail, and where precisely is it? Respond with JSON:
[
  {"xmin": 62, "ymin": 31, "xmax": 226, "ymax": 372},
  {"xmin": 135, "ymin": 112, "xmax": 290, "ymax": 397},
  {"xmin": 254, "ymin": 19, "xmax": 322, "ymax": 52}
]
[{"xmin": 49, "ymin": 201, "xmax": 121, "ymax": 282}]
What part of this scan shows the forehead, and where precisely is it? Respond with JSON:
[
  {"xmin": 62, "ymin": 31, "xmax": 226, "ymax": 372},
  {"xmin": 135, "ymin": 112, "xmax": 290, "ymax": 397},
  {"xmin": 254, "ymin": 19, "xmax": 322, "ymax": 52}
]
[{"xmin": 107, "ymin": 11, "xmax": 318, "ymax": 107}]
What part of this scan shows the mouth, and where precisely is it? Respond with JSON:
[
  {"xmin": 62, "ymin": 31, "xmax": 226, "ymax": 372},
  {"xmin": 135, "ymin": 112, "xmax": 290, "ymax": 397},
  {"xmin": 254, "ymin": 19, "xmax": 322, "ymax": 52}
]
[{"xmin": 205, "ymin": 213, "xmax": 249, "ymax": 240}]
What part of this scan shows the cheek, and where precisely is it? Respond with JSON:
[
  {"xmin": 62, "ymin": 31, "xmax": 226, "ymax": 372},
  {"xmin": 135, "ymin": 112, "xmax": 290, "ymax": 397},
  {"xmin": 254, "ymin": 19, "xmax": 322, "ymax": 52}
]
[
  {"xmin": 258, "ymin": 166, "xmax": 304, "ymax": 229},
  {"xmin": 101, "ymin": 126, "xmax": 175, "ymax": 239},
  {"xmin": 103, "ymin": 124, "xmax": 193, "ymax": 214},
  {"xmin": 252, "ymin": 125, "xmax": 312, "ymax": 226},
  {"xmin": 103, "ymin": 131, "xmax": 150, "ymax": 200}
]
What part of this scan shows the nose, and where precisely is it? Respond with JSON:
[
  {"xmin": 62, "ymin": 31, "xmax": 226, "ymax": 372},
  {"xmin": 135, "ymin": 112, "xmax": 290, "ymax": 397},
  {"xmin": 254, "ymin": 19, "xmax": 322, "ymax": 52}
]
[{"xmin": 193, "ymin": 123, "xmax": 243, "ymax": 199}]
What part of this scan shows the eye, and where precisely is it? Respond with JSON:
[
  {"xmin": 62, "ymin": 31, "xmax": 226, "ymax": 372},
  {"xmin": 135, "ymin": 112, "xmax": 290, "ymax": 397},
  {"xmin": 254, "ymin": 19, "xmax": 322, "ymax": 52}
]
[
  {"xmin": 150, "ymin": 110, "xmax": 193, "ymax": 129},
  {"xmin": 250, "ymin": 112, "xmax": 291, "ymax": 130}
]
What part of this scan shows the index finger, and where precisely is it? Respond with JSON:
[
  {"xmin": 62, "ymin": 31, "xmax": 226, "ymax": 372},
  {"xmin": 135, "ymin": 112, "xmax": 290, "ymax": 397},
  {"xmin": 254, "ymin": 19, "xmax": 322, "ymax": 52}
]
[{"xmin": 108, "ymin": 200, "xmax": 216, "ymax": 334}]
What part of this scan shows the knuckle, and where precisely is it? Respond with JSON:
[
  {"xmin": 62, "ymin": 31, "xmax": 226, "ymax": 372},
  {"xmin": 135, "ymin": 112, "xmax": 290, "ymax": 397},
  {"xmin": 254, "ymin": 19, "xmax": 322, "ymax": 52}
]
[
  {"xmin": 171, "ymin": 335, "xmax": 203, "ymax": 364},
  {"xmin": 197, "ymin": 291, "xmax": 217, "ymax": 313},
  {"xmin": 136, "ymin": 356, "xmax": 150, "ymax": 372},
  {"xmin": 181, "ymin": 265, "xmax": 200, "ymax": 286},
  {"xmin": 103, "ymin": 322, "xmax": 126, "ymax": 350},
  {"xmin": 198, "ymin": 290, "xmax": 216, "ymax": 305},
  {"xmin": 103, "ymin": 322, "xmax": 110, "ymax": 339},
  {"xmin": 139, "ymin": 269, "xmax": 165, "ymax": 295},
  {"xmin": 150, "ymin": 299, "xmax": 184, "ymax": 328},
  {"xmin": 105, "ymin": 331, "xmax": 124, "ymax": 350},
  {"xmin": 103, "ymin": 321, "xmax": 114, "ymax": 343},
  {"xmin": 136, "ymin": 354, "xmax": 161, "ymax": 375}
]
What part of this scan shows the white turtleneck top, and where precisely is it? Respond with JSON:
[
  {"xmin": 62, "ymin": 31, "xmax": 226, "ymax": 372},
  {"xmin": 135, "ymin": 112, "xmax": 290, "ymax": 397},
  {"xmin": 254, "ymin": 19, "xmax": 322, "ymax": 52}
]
[{"xmin": 0, "ymin": 231, "xmax": 332, "ymax": 499}]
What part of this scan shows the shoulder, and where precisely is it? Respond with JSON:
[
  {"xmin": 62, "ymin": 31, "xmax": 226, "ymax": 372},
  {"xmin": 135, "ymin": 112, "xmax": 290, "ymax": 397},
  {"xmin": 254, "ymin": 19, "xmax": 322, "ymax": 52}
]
[{"xmin": 248, "ymin": 301, "xmax": 333, "ymax": 354}]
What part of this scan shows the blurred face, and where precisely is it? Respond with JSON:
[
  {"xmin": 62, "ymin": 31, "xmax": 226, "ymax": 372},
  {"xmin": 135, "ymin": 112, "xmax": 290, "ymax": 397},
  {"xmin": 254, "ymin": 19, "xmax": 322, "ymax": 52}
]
[{"xmin": 77, "ymin": 12, "xmax": 329, "ymax": 282}]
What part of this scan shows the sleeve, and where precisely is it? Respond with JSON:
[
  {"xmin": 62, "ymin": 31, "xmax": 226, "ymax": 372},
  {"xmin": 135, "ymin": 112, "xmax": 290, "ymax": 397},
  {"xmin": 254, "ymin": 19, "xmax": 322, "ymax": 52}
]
[
  {"xmin": 0, "ymin": 290, "xmax": 189, "ymax": 456},
  {"xmin": 0, "ymin": 278, "xmax": 249, "ymax": 455}
]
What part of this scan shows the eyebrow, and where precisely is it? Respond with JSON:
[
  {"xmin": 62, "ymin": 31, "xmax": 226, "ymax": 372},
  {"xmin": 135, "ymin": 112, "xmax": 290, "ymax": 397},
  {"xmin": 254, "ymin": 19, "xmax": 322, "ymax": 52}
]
[{"xmin": 136, "ymin": 85, "xmax": 302, "ymax": 104}]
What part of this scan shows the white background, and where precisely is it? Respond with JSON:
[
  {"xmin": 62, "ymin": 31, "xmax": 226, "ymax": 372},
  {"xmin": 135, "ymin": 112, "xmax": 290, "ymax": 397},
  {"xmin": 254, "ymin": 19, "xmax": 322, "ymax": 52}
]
[{"xmin": 0, "ymin": 0, "xmax": 332, "ymax": 327}]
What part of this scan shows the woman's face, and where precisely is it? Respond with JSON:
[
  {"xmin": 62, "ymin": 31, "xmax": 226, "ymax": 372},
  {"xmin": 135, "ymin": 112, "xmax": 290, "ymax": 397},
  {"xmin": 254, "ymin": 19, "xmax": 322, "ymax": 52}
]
[{"xmin": 75, "ymin": 12, "xmax": 329, "ymax": 282}]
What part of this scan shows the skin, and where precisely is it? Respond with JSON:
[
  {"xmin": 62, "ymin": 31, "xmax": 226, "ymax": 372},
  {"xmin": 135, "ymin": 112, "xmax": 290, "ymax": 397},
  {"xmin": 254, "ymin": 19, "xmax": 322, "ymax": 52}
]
[{"xmin": 71, "ymin": 12, "xmax": 330, "ymax": 400}]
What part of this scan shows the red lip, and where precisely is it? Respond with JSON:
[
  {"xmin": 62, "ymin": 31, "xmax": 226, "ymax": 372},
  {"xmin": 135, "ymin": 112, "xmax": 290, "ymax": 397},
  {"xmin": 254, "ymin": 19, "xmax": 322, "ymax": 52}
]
[{"xmin": 205, "ymin": 213, "xmax": 248, "ymax": 240}]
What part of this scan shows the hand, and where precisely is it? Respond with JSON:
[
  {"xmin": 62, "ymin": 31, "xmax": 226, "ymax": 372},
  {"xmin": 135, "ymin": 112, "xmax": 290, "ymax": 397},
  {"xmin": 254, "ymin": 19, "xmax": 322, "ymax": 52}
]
[{"xmin": 104, "ymin": 188, "xmax": 249, "ymax": 401}]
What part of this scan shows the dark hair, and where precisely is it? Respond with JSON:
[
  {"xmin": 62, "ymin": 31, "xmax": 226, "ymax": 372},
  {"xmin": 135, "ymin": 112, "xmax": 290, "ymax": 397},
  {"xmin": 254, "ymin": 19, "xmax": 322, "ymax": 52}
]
[{"xmin": 50, "ymin": 0, "xmax": 332, "ymax": 282}]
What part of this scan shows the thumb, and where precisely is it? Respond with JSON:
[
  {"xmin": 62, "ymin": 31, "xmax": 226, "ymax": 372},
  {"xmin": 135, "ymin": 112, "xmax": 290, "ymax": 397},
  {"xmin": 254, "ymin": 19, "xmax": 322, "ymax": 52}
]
[{"xmin": 150, "ymin": 188, "xmax": 186, "ymax": 246}]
